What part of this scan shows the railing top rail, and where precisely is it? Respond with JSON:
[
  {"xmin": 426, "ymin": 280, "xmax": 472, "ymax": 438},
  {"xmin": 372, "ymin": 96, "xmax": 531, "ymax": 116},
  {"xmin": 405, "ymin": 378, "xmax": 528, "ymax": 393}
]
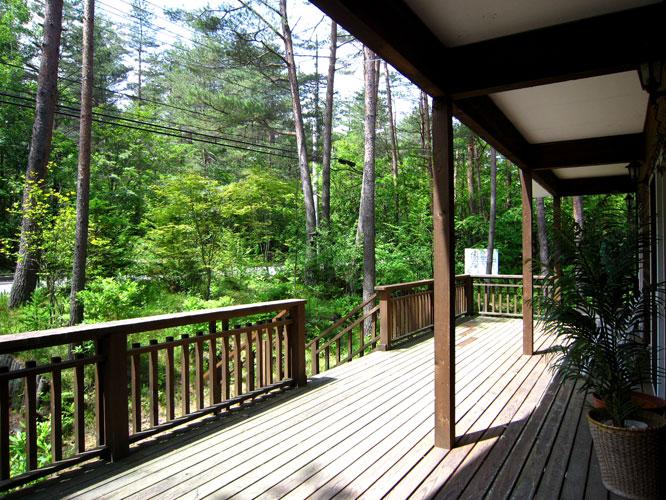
[
  {"xmin": 375, "ymin": 279, "xmax": 433, "ymax": 293},
  {"xmin": 375, "ymin": 275, "xmax": 472, "ymax": 294},
  {"xmin": 469, "ymin": 274, "xmax": 545, "ymax": 280},
  {"xmin": 0, "ymin": 299, "xmax": 306, "ymax": 354},
  {"xmin": 306, "ymin": 293, "xmax": 377, "ymax": 349}
]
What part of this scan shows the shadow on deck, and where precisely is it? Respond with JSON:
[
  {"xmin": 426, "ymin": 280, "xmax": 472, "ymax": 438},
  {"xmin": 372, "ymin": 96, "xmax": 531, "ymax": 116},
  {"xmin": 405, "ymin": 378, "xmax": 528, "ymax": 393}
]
[{"xmin": 19, "ymin": 317, "xmax": 614, "ymax": 499}]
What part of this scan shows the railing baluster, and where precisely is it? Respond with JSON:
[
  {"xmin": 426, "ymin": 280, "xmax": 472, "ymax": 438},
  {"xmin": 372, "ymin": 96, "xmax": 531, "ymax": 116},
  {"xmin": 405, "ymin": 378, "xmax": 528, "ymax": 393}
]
[
  {"xmin": 277, "ymin": 324, "xmax": 284, "ymax": 381},
  {"xmin": 514, "ymin": 288, "xmax": 518, "ymax": 314},
  {"xmin": 195, "ymin": 332, "xmax": 204, "ymax": 409},
  {"xmin": 149, "ymin": 339, "xmax": 159, "ymax": 427},
  {"xmin": 165, "ymin": 337, "xmax": 175, "ymax": 421},
  {"xmin": 359, "ymin": 323, "xmax": 365, "ymax": 357},
  {"xmin": 233, "ymin": 328, "xmax": 242, "ymax": 396},
  {"xmin": 311, "ymin": 339, "xmax": 319, "ymax": 375},
  {"xmin": 94, "ymin": 352, "xmax": 105, "ymax": 447},
  {"xmin": 24, "ymin": 361, "xmax": 37, "ymax": 471},
  {"xmin": 221, "ymin": 333, "xmax": 230, "ymax": 401},
  {"xmin": 73, "ymin": 355, "xmax": 85, "ymax": 453},
  {"xmin": 180, "ymin": 335, "xmax": 190, "ymax": 416},
  {"xmin": 131, "ymin": 343, "xmax": 141, "ymax": 433},
  {"xmin": 245, "ymin": 324, "xmax": 254, "ymax": 392},
  {"xmin": 266, "ymin": 323, "xmax": 275, "ymax": 384},
  {"xmin": 50, "ymin": 357, "xmax": 62, "ymax": 463},
  {"xmin": 256, "ymin": 323, "xmax": 264, "ymax": 388},
  {"xmin": 336, "ymin": 337, "xmax": 341, "ymax": 365},
  {"xmin": 347, "ymin": 330, "xmax": 353, "ymax": 362},
  {"xmin": 208, "ymin": 324, "xmax": 220, "ymax": 406},
  {"xmin": 325, "ymin": 346, "xmax": 330, "ymax": 371},
  {"xmin": 0, "ymin": 367, "xmax": 9, "ymax": 480}
]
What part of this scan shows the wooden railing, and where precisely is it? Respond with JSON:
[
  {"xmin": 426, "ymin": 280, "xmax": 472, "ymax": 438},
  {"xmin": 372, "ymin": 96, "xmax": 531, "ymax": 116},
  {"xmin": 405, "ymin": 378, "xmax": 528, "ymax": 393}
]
[
  {"xmin": 308, "ymin": 276, "xmax": 475, "ymax": 375},
  {"xmin": 307, "ymin": 295, "xmax": 380, "ymax": 376},
  {"xmin": 0, "ymin": 299, "xmax": 306, "ymax": 490},
  {"xmin": 375, "ymin": 275, "xmax": 473, "ymax": 350},
  {"xmin": 471, "ymin": 274, "xmax": 544, "ymax": 317}
]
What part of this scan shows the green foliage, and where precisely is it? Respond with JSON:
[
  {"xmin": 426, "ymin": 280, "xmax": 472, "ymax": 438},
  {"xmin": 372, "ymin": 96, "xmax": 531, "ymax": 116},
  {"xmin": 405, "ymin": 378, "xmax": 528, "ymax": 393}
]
[
  {"xmin": 137, "ymin": 173, "xmax": 228, "ymax": 298},
  {"xmin": 17, "ymin": 288, "xmax": 52, "ymax": 331},
  {"xmin": 538, "ymin": 203, "xmax": 661, "ymax": 427},
  {"xmin": 10, "ymin": 418, "xmax": 52, "ymax": 476},
  {"xmin": 78, "ymin": 277, "xmax": 142, "ymax": 322}
]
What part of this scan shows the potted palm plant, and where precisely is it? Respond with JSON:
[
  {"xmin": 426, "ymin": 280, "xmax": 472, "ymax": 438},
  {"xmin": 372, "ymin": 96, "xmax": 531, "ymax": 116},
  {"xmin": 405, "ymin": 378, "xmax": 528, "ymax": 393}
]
[{"xmin": 539, "ymin": 206, "xmax": 666, "ymax": 500}]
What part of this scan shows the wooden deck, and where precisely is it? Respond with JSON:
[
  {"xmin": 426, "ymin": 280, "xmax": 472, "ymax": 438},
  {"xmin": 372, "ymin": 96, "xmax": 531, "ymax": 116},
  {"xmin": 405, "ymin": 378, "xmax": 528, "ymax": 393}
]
[{"xmin": 20, "ymin": 317, "xmax": 615, "ymax": 499}]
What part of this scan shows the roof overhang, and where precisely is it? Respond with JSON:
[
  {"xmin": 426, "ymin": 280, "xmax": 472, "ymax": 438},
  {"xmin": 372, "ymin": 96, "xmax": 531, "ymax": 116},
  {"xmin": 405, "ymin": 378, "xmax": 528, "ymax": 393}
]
[{"xmin": 309, "ymin": 0, "xmax": 664, "ymax": 197}]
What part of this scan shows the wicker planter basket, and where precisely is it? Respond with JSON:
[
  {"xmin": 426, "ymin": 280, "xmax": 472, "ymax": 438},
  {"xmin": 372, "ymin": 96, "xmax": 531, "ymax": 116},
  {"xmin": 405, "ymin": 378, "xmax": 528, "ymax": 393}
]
[{"xmin": 587, "ymin": 409, "xmax": 666, "ymax": 499}]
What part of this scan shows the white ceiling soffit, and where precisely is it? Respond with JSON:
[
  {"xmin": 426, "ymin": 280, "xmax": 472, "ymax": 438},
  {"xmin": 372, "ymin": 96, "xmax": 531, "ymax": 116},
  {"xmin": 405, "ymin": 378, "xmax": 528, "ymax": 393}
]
[
  {"xmin": 553, "ymin": 164, "xmax": 629, "ymax": 180},
  {"xmin": 405, "ymin": 0, "xmax": 659, "ymax": 47},
  {"xmin": 490, "ymin": 71, "xmax": 649, "ymax": 143},
  {"xmin": 532, "ymin": 180, "xmax": 551, "ymax": 198}
]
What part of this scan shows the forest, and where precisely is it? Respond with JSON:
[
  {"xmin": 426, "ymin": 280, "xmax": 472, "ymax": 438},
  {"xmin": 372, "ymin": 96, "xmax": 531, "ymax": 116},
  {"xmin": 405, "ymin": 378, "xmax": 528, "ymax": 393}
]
[{"xmin": 0, "ymin": 0, "xmax": 621, "ymax": 338}]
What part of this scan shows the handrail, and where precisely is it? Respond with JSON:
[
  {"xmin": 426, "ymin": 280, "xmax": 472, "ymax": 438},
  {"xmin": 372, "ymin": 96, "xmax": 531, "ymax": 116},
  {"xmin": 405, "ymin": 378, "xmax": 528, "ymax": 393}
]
[
  {"xmin": 317, "ymin": 304, "xmax": 380, "ymax": 353},
  {"xmin": 0, "ymin": 298, "xmax": 307, "ymax": 490},
  {"xmin": 306, "ymin": 293, "xmax": 377, "ymax": 349},
  {"xmin": 0, "ymin": 299, "xmax": 306, "ymax": 354},
  {"xmin": 309, "ymin": 293, "xmax": 380, "ymax": 375},
  {"xmin": 469, "ymin": 274, "xmax": 546, "ymax": 280},
  {"xmin": 374, "ymin": 279, "xmax": 434, "ymax": 293}
]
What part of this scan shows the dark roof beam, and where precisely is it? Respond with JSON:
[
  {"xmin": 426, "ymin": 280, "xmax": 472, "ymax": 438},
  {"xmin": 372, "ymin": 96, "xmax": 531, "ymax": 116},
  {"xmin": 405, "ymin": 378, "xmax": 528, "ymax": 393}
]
[
  {"xmin": 558, "ymin": 175, "xmax": 635, "ymax": 196},
  {"xmin": 531, "ymin": 134, "xmax": 645, "ymax": 170},
  {"xmin": 446, "ymin": 4, "xmax": 664, "ymax": 99}
]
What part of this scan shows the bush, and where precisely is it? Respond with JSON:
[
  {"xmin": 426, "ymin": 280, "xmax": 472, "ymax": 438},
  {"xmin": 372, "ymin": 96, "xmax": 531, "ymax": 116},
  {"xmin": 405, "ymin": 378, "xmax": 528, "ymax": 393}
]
[{"xmin": 77, "ymin": 277, "xmax": 142, "ymax": 322}]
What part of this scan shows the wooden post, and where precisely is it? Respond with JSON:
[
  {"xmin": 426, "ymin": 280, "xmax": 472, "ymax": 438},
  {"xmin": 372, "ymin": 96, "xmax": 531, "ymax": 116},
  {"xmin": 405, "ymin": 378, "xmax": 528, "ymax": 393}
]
[
  {"xmin": 377, "ymin": 289, "xmax": 393, "ymax": 350},
  {"xmin": 99, "ymin": 333, "xmax": 129, "ymax": 461},
  {"xmin": 464, "ymin": 275, "xmax": 474, "ymax": 316},
  {"xmin": 287, "ymin": 301, "xmax": 307, "ymax": 387},
  {"xmin": 432, "ymin": 96, "xmax": 456, "ymax": 450},
  {"xmin": 521, "ymin": 169, "xmax": 534, "ymax": 355}
]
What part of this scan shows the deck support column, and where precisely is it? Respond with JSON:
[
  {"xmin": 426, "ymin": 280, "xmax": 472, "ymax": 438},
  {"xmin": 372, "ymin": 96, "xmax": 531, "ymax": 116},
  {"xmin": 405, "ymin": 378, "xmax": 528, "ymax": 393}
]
[
  {"xmin": 432, "ymin": 96, "xmax": 456, "ymax": 449},
  {"xmin": 521, "ymin": 170, "xmax": 534, "ymax": 355}
]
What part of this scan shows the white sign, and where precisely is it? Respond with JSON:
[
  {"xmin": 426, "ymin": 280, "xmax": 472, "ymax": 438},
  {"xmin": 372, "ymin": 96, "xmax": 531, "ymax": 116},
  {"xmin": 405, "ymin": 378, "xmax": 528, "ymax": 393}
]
[{"xmin": 465, "ymin": 248, "xmax": 499, "ymax": 275}]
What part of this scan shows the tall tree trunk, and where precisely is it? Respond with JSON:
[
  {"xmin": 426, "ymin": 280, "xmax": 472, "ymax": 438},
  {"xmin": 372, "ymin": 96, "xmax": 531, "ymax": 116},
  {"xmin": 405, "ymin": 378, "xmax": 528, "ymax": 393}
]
[
  {"xmin": 419, "ymin": 91, "xmax": 432, "ymax": 174},
  {"xmin": 10, "ymin": 0, "xmax": 64, "ymax": 308},
  {"xmin": 137, "ymin": 34, "xmax": 143, "ymax": 100},
  {"xmin": 505, "ymin": 161, "xmax": 513, "ymax": 209},
  {"xmin": 361, "ymin": 46, "xmax": 378, "ymax": 334},
  {"xmin": 311, "ymin": 38, "xmax": 320, "ymax": 228},
  {"xmin": 486, "ymin": 147, "xmax": 497, "ymax": 274},
  {"xmin": 536, "ymin": 197, "xmax": 549, "ymax": 274},
  {"xmin": 69, "ymin": 0, "xmax": 95, "ymax": 325},
  {"xmin": 384, "ymin": 61, "xmax": 400, "ymax": 223},
  {"xmin": 573, "ymin": 196, "xmax": 584, "ymax": 230},
  {"xmin": 279, "ymin": 0, "xmax": 316, "ymax": 277},
  {"xmin": 466, "ymin": 133, "xmax": 476, "ymax": 216},
  {"xmin": 321, "ymin": 21, "xmax": 336, "ymax": 226}
]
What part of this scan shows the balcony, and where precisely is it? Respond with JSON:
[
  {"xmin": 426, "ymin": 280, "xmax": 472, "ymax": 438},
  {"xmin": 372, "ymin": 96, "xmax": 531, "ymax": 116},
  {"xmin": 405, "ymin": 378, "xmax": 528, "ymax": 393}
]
[{"xmin": 0, "ymin": 276, "xmax": 611, "ymax": 498}]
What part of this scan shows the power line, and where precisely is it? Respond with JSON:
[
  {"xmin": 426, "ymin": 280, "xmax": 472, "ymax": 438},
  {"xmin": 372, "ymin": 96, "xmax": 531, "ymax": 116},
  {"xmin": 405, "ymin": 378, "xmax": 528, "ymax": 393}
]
[
  {"xmin": 3, "ymin": 86, "xmax": 297, "ymax": 155},
  {"xmin": 0, "ymin": 93, "xmax": 298, "ymax": 160},
  {"xmin": 0, "ymin": 59, "xmax": 291, "ymax": 147}
]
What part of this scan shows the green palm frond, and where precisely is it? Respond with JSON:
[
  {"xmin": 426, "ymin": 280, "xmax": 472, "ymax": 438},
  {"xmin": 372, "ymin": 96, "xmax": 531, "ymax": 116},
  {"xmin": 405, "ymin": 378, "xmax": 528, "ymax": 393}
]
[{"xmin": 536, "ymin": 202, "xmax": 665, "ymax": 427}]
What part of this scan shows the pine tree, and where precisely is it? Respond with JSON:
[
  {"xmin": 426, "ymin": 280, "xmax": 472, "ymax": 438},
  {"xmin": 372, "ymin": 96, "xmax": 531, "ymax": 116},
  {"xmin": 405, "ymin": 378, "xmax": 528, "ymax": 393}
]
[
  {"xmin": 361, "ymin": 46, "xmax": 378, "ymax": 334},
  {"xmin": 128, "ymin": 0, "xmax": 157, "ymax": 100},
  {"xmin": 10, "ymin": 0, "xmax": 64, "ymax": 308},
  {"xmin": 69, "ymin": 0, "xmax": 95, "ymax": 324}
]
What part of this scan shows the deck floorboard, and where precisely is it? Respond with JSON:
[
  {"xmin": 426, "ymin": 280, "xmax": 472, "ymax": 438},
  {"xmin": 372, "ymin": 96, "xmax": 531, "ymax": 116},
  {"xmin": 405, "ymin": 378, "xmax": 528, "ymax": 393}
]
[{"xmin": 21, "ymin": 317, "xmax": 614, "ymax": 500}]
